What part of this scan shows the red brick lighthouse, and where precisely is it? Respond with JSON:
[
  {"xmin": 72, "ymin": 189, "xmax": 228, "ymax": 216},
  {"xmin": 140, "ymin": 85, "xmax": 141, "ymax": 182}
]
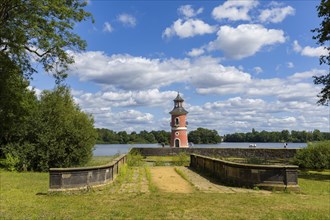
[{"xmin": 170, "ymin": 93, "xmax": 189, "ymax": 148}]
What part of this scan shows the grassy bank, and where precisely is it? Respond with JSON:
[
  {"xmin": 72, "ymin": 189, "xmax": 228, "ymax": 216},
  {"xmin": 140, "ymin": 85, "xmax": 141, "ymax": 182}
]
[{"xmin": 0, "ymin": 167, "xmax": 329, "ymax": 219}]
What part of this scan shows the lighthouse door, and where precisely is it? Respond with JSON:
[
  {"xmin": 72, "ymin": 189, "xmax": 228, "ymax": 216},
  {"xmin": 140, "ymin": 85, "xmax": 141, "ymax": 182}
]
[{"xmin": 175, "ymin": 139, "xmax": 180, "ymax": 148}]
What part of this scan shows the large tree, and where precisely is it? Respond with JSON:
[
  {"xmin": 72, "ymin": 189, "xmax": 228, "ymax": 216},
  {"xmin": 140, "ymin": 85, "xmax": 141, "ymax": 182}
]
[
  {"xmin": 312, "ymin": 0, "xmax": 330, "ymax": 105},
  {"xmin": 0, "ymin": 0, "xmax": 92, "ymax": 81}
]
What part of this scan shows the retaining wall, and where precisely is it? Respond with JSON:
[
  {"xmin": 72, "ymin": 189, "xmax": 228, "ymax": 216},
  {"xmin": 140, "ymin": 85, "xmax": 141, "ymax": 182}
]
[
  {"xmin": 133, "ymin": 147, "xmax": 297, "ymax": 160},
  {"xmin": 190, "ymin": 154, "xmax": 299, "ymax": 190},
  {"xmin": 49, "ymin": 154, "xmax": 126, "ymax": 191}
]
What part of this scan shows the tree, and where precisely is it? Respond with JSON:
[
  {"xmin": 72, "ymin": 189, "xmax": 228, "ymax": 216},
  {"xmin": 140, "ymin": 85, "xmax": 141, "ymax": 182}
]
[
  {"xmin": 0, "ymin": 54, "xmax": 37, "ymax": 157},
  {"xmin": 0, "ymin": 0, "xmax": 92, "ymax": 81},
  {"xmin": 189, "ymin": 128, "xmax": 221, "ymax": 144},
  {"xmin": 312, "ymin": 0, "xmax": 330, "ymax": 105},
  {"xmin": 1, "ymin": 86, "xmax": 97, "ymax": 171},
  {"xmin": 33, "ymin": 86, "xmax": 97, "ymax": 170}
]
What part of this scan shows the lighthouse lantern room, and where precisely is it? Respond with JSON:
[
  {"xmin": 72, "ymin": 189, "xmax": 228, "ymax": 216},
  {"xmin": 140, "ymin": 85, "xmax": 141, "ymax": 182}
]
[{"xmin": 169, "ymin": 93, "xmax": 189, "ymax": 148}]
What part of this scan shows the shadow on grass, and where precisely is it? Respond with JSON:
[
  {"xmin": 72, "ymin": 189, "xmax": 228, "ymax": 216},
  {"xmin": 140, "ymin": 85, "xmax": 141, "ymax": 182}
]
[{"xmin": 298, "ymin": 171, "xmax": 330, "ymax": 181}]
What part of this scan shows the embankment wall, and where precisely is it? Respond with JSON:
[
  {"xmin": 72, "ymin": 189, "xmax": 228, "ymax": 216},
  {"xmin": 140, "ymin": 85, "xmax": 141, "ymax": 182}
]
[
  {"xmin": 190, "ymin": 153, "xmax": 299, "ymax": 190},
  {"xmin": 49, "ymin": 154, "xmax": 126, "ymax": 192}
]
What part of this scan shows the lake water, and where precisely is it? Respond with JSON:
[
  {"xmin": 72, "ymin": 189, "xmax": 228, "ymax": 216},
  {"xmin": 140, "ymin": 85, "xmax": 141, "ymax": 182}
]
[{"xmin": 93, "ymin": 142, "xmax": 307, "ymax": 156}]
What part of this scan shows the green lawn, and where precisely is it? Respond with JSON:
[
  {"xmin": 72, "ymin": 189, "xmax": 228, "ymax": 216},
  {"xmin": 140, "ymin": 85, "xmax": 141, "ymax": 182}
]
[{"xmin": 0, "ymin": 167, "xmax": 329, "ymax": 219}]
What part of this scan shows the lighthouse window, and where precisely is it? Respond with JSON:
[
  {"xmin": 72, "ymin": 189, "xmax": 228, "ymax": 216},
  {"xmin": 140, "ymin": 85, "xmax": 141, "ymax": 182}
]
[
  {"xmin": 175, "ymin": 117, "xmax": 179, "ymax": 125},
  {"xmin": 175, "ymin": 132, "xmax": 179, "ymax": 136}
]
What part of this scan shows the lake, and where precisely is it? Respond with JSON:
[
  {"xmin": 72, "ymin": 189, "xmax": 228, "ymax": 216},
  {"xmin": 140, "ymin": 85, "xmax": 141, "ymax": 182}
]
[{"xmin": 93, "ymin": 142, "xmax": 307, "ymax": 156}]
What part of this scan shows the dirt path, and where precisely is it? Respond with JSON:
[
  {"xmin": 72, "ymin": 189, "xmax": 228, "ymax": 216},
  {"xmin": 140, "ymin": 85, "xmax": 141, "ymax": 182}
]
[
  {"xmin": 150, "ymin": 167, "xmax": 194, "ymax": 193},
  {"xmin": 112, "ymin": 166, "xmax": 270, "ymax": 194},
  {"xmin": 117, "ymin": 167, "xmax": 149, "ymax": 193}
]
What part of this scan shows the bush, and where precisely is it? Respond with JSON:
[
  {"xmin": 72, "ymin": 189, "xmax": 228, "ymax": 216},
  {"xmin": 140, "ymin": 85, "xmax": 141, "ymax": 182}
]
[
  {"xmin": 1, "ymin": 86, "xmax": 97, "ymax": 171},
  {"xmin": 127, "ymin": 151, "xmax": 143, "ymax": 166},
  {"xmin": 173, "ymin": 152, "xmax": 190, "ymax": 166},
  {"xmin": 294, "ymin": 141, "xmax": 330, "ymax": 169},
  {"xmin": 0, "ymin": 153, "xmax": 19, "ymax": 171}
]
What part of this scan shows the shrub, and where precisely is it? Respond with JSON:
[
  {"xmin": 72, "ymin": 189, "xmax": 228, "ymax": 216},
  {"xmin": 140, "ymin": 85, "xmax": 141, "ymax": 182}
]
[
  {"xmin": 294, "ymin": 141, "xmax": 330, "ymax": 169},
  {"xmin": 0, "ymin": 153, "xmax": 19, "ymax": 171},
  {"xmin": 127, "ymin": 152, "xmax": 143, "ymax": 167},
  {"xmin": 173, "ymin": 152, "xmax": 190, "ymax": 166}
]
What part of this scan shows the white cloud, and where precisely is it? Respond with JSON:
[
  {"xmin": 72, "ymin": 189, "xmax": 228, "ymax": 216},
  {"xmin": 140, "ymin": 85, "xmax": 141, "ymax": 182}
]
[
  {"xmin": 103, "ymin": 22, "xmax": 113, "ymax": 32},
  {"xmin": 208, "ymin": 24, "xmax": 286, "ymax": 59},
  {"xmin": 287, "ymin": 62, "xmax": 294, "ymax": 68},
  {"xmin": 301, "ymin": 46, "xmax": 328, "ymax": 57},
  {"xmin": 259, "ymin": 6, "xmax": 295, "ymax": 23},
  {"xmin": 163, "ymin": 18, "xmax": 217, "ymax": 39},
  {"xmin": 178, "ymin": 5, "xmax": 203, "ymax": 18},
  {"xmin": 293, "ymin": 40, "xmax": 327, "ymax": 57},
  {"xmin": 254, "ymin": 66, "xmax": 263, "ymax": 74},
  {"xmin": 186, "ymin": 96, "xmax": 327, "ymax": 134},
  {"xmin": 75, "ymin": 89, "xmax": 177, "ymax": 108},
  {"xmin": 293, "ymin": 40, "xmax": 302, "ymax": 52},
  {"xmin": 69, "ymin": 52, "xmax": 251, "ymax": 92},
  {"xmin": 117, "ymin": 13, "xmax": 136, "ymax": 27},
  {"xmin": 187, "ymin": 48, "xmax": 205, "ymax": 57},
  {"xmin": 69, "ymin": 51, "xmax": 191, "ymax": 90},
  {"xmin": 212, "ymin": 0, "xmax": 259, "ymax": 21},
  {"xmin": 288, "ymin": 69, "xmax": 326, "ymax": 81}
]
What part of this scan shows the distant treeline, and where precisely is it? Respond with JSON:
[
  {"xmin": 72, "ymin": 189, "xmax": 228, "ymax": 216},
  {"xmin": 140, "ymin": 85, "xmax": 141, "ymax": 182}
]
[
  {"xmin": 223, "ymin": 129, "xmax": 330, "ymax": 143},
  {"xmin": 96, "ymin": 127, "xmax": 221, "ymax": 144},
  {"xmin": 96, "ymin": 128, "xmax": 330, "ymax": 145}
]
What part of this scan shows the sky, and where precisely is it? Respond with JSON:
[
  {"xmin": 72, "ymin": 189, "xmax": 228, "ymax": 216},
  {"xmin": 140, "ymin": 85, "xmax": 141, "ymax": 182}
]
[{"xmin": 30, "ymin": 0, "xmax": 329, "ymax": 135}]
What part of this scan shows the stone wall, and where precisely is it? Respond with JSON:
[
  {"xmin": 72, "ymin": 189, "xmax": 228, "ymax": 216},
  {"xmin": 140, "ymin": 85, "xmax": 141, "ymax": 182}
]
[
  {"xmin": 190, "ymin": 154, "xmax": 299, "ymax": 190},
  {"xmin": 49, "ymin": 154, "xmax": 126, "ymax": 192},
  {"xmin": 133, "ymin": 147, "xmax": 297, "ymax": 160}
]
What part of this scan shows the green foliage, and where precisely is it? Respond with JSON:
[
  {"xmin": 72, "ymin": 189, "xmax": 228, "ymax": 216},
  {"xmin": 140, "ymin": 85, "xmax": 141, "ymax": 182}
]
[
  {"xmin": 127, "ymin": 151, "xmax": 144, "ymax": 167},
  {"xmin": 224, "ymin": 129, "xmax": 330, "ymax": 143},
  {"xmin": 312, "ymin": 0, "xmax": 330, "ymax": 105},
  {"xmin": 1, "ymin": 86, "xmax": 97, "ymax": 171},
  {"xmin": 188, "ymin": 127, "xmax": 221, "ymax": 144},
  {"xmin": 294, "ymin": 141, "xmax": 330, "ymax": 169},
  {"xmin": 0, "ymin": 153, "xmax": 20, "ymax": 171},
  {"xmin": 0, "ymin": 54, "xmax": 38, "ymax": 157},
  {"xmin": 0, "ymin": 0, "xmax": 92, "ymax": 80},
  {"xmin": 173, "ymin": 152, "xmax": 190, "ymax": 166}
]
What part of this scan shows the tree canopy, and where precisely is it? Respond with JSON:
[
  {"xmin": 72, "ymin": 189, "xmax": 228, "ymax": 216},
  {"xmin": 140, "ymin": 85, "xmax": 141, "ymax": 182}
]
[
  {"xmin": 0, "ymin": 0, "xmax": 92, "ymax": 81},
  {"xmin": 312, "ymin": 0, "xmax": 330, "ymax": 105},
  {"xmin": 1, "ymin": 85, "xmax": 97, "ymax": 171},
  {"xmin": 223, "ymin": 129, "xmax": 330, "ymax": 143}
]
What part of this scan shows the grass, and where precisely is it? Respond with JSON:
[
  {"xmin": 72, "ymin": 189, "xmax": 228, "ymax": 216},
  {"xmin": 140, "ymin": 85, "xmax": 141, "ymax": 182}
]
[
  {"xmin": 1, "ymin": 166, "xmax": 329, "ymax": 219},
  {"xmin": 83, "ymin": 155, "xmax": 118, "ymax": 167},
  {"xmin": 145, "ymin": 153, "xmax": 190, "ymax": 166}
]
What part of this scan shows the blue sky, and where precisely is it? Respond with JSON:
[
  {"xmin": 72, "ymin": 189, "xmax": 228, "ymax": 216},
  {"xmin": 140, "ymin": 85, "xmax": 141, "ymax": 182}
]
[{"xmin": 30, "ymin": 0, "xmax": 329, "ymax": 135}]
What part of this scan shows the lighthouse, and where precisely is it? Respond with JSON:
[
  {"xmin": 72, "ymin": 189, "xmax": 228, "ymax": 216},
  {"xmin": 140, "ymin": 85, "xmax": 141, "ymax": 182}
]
[{"xmin": 169, "ymin": 93, "xmax": 189, "ymax": 148}]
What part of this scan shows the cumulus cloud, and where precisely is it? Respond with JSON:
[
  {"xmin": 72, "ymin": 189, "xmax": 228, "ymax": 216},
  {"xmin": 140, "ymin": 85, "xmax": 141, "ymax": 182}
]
[
  {"xmin": 259, "ymin": 6, "xmax": 295, "ymax": 23},
  {"xmin": 208, "ymin": 24, "xmax": 286, "ymax": 59},
  {"xmin": 75, "ymin": 89, "xmax": 177, "ymax": 108},
  {"xmin": 293, "ymin": 40, "xmax": 328, "ymax": 57},
  {"xmin": 178, "ymin": 5, "xmax": 203, "ymax": 18},
  {"xmin": 288, "ymin": 69, "xmax": 326, "ymax": 81},
  {"xmin": 187, "ymin": 48, "xmax": 205, "ymax": 57},
  {"xmin": 69, "ymin": 51, "xmax": 250, "ymax": 91},
  {"xmin": 162, "ymin": 18, "xmax": 217, "ymax": 39},
  {"xmin": 212, "ymin": 0, "xmax": 259, "ymax": 21},
  {"xmin": 186, "ymin": 95, "xmax": 327, "ymax": 134},
  {"xmin": 117, "ymin": 13, "xmax": 136, "ymax": 27},
  {"xmin": 254, "ymin": 66, "xmax": 263, "ymax": 74},
  {"xmin": 103, "ymin": 22, "xmax": 113, "ymax": 32}
]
